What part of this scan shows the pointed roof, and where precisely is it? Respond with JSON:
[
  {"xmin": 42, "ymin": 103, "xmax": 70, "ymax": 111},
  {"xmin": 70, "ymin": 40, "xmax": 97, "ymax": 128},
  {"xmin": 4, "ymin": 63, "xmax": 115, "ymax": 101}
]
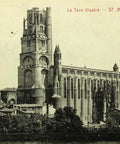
[
  {"xmin": 54, "ymin": 45, "xmax": 61, "ymax": 53},
  {"xmin": 113, "ymin": 63, "xmax": 119, "ymax": 71}
]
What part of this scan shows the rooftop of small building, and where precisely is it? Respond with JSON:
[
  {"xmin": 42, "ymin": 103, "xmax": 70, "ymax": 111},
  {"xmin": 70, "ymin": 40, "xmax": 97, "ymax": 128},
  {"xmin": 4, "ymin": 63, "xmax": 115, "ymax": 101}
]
[
  {"xmin": 18, "ymin": 109, "xmax": 37, "ymax": 114},
  {"xmin": 0, "ymin": 88, "xmax": 16, "ymax": 92},
  {"xmin": 0, "ymin": 107, "xmax": 15, "ymax": 113},
  {"xmin": 14, "ymin": 104, "xmax": 43, "ymax": 108}
]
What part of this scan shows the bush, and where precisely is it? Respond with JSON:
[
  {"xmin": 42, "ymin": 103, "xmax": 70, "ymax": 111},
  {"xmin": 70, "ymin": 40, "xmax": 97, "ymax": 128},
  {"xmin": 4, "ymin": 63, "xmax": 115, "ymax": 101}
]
[
  {"xmin": 0, "ymin": 113, "xmax": 42, "ymax": 133},
  {"xmin": 48, "ymin": 106, "xmax": 83, "ymax": 133}
]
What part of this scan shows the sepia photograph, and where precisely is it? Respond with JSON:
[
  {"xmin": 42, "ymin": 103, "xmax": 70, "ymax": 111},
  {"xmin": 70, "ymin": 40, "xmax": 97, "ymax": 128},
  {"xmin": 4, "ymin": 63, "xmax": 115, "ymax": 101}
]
[{"xmin": 0, "ymin": 0, "xmax": 120, "ymax": 143}]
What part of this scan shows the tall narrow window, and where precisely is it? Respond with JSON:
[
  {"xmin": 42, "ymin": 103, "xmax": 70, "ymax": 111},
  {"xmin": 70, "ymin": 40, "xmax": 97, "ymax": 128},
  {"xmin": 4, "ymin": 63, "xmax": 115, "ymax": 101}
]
[
  {"xmin": 29, "ymin": 14, "xmax": 32, "ymax": 24},
  {"xmin": 97, "ymin": 80, "xmax": 99, "ymax": 89},
  {"xmin": 71, "ymin": 78, "xmax": 73, "ymax": 98},
  {"xmin": 37, "ymin": 14, "xmax": 39, "ymax": 24},
  {"xmin": 85, "ymin": 79, "xmax": 87, "ymax": 99},
  {"xmin": 117, "ymin": 81, "xmax": 119, "ymax": 89},
  {"xmin": 78, "ymin": 79, "xmax": 80, "ymax": 99},
  {"xmin": 91, "ymin": 80, "xmax": 93, "ymax": 99},
  {"xmin": 94, "ymin": 80, "xmax": 96, "ymax": 90},
  {"xmin": 40, "ymin": 26, "xmax": 43, "ymax": 33},
  {"xmin": 104, "ymin": 81, "xmax": 106, "ymax": 90},
  {"xmin": 40, "ymin": 14, "xmax": 42, "ymax": 23},
  {"xmin": 91, "ymin": 80, "xmax": 93, "ymax": 90},
  {"xmin": 41, "ymin": 40, "xmax": 45, "ymax": 47},
  {"xmin": 24, "ymin": 70, "xmax": 32, "ymax": 88},
  {"xmin": 27, "ymin": 40, "xmax": 31, "ymax": 47},
  {"xmin": 34, "ymin": 13, "xmax": 38, "ymax": 23},
  {"xmin": 64, "ymin": 78, "xmax": 66, "ymax": 98},
  {"xmin": 57, "ymin": 83, "xmax": 59, "ymax": 94}
]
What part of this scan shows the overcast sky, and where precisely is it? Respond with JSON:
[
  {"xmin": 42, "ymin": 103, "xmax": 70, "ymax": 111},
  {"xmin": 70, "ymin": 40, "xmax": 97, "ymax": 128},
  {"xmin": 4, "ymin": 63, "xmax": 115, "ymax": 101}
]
[{"xmin": 0, "ymin": 0, "xmax": 120, "ymax": 89}]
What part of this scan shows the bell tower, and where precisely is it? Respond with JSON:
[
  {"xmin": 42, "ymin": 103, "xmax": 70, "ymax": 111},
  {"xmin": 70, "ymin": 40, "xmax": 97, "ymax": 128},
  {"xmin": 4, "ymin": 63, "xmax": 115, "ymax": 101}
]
[{"xmin": 17, "ymin": 7, "xmax": 52, "ymax": 105}]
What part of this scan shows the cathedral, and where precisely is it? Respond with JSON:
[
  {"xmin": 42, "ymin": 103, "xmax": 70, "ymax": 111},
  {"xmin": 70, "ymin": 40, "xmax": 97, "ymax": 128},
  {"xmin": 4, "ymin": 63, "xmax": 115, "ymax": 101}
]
[{"xmin": 17, "ymin": 7, "xmax": 120, "ymax": 124}]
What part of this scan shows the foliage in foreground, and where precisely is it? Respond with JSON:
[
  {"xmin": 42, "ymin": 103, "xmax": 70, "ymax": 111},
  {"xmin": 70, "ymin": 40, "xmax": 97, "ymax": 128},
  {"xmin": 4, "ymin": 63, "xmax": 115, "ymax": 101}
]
[
  {"xmin": 106, "ymin": 109, "xmax": 120, "ymax": 128},
  {"xmin": 0, "ymin": 113, "xmax": 42, "ymax": 133},
  {"xmin": 0, "ymin": 106, "xmax": 120, "ymax": 138},
  {"xmin": 0, "ymin": 106, "xmax": 83, "ymax": 134},
  {"xmin": 46, "ymin": 106, "xmax": 83, "ymax": 133}
]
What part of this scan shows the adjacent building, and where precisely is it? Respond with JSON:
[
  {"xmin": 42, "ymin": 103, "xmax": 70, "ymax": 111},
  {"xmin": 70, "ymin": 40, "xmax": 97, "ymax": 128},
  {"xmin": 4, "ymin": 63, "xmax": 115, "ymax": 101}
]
[{"xmin": 0, "ymin": 88, "xmax": 16, "ymax": 104}]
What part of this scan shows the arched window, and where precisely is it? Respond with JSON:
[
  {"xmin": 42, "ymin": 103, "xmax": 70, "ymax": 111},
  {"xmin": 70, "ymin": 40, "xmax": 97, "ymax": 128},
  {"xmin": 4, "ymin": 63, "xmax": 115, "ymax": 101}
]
[
  {"xmin": 23, "ymin": 56, "xmax": 34, "ymax": 66},
  {"xmin": 64, "ymin": 78, "xmax": 66, "ymax": 98},
  {"xmin": 39, "ymin": 56, "xmax": 48, "ymax": 66}
]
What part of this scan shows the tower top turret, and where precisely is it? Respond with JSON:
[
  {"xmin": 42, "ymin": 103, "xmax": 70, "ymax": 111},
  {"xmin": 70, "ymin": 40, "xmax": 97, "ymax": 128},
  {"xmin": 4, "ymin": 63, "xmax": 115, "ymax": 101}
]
[
  {"xmin": 54, "ymin": 45, "xmax": 61, "ymax": 54},
  {"xmin": 113, "ymin": 63, "xmax": 119, "ymax": 72}
]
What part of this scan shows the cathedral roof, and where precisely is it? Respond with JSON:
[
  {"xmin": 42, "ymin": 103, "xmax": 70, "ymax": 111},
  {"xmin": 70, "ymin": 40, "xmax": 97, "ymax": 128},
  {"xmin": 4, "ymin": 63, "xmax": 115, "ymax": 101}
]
[{"xmin": 62, "ymin": 65, "xmax": 120, "ymax": 74}]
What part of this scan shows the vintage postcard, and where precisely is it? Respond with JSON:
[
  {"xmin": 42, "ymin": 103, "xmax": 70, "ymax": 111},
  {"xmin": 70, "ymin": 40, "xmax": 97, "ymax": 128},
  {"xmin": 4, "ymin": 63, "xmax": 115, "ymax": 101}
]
[{"xmin": 0, "ymin": 0, "xmax": 120, "ymax": 143}]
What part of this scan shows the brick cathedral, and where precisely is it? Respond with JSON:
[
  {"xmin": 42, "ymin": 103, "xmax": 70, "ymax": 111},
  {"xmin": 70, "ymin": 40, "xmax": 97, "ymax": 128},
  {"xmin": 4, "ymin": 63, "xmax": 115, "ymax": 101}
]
[{"xmin": 17, "ymin": 7, "xmax": 120, "ymax": 124}]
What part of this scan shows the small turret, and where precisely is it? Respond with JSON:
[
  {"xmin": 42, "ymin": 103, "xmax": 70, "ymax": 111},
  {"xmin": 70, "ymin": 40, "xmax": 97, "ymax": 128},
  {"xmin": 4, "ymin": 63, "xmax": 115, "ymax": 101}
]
[
  {"xmin": 54, "ymin": 45, "xmax": 61, "ymax": 54},
  {"xmin": 54, "ymin": 45, "xmax": 62, "ymax": 80},
  {"xmin": 113, "ymin": 63, "xmax": 119, "ymax": 72},
  {"xmin": 53, "ymin": 45, "xmax": 62, "ymax": 97}
]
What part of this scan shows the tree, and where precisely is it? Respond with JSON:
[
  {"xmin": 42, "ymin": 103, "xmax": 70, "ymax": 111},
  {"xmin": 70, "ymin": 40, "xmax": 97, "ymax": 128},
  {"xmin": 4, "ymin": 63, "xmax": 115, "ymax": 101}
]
[
  {"xmin": 53, "ymin": 106, "xmax": 83, "ymax": 132},
  {"xmin": 106, "ymin": 109, "xmax": 120, "ymax": 129},
  {"xmin": 94, "ymin": 80, "xmax": 116, "ymax": 123},
  {"xmin": 0, "ymin": 113, "xmax": 43, "ymax": 133}
]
